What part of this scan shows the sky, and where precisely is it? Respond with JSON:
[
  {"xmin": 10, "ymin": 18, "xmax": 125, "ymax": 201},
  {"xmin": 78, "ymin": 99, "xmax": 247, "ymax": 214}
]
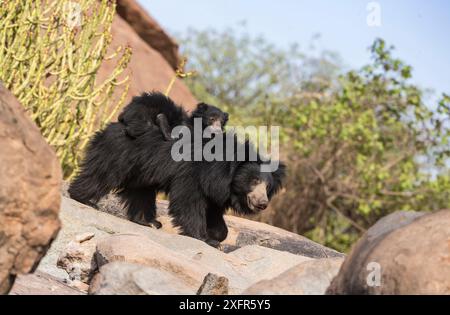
[{"xmin": 138, "ymin": 0, "xmax": 450, "ymax": 98}]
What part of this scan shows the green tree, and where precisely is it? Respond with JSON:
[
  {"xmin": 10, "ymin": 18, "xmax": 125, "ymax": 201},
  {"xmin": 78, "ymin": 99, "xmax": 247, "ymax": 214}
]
[{"xmin": 179, "ymin": 28, "xmax": 450, "ymax": 252}]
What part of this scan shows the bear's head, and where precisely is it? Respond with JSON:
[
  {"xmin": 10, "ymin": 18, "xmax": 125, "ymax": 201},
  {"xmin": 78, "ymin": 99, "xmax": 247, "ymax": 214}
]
[
  {"xmin": 230, "ymin": 161, "xmax": 286, "ymax": 214},
  {"xmin": 191, "ymin": 102, "xmax": 229, "ymax": 133}
]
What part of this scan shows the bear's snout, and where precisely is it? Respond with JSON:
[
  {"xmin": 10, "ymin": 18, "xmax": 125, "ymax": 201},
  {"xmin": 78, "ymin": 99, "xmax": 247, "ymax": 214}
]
[{"xmin": 247, "ymin": 181, "xmax": 269, "ymax": 212}]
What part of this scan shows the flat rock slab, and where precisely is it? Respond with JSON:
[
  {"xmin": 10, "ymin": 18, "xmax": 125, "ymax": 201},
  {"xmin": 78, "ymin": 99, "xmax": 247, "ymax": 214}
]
[
  {"xmin": 9, "ymin": 271, "xmax": 84, "ymax": 295},
  {"xmin": 243, "ymin": 258, "xmax": 344, "ymax": 295},
  {"xmin": 225, "ymin": 216, "xmax": 344, "ymax": 258},
  {"xmin": 89, "ymin": 262, "xmax": 194, "ymax": 295}
]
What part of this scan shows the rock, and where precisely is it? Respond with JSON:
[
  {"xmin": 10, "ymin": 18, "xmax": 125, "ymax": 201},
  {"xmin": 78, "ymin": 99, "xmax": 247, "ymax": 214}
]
[
  {"xmin": 95, "ymin": 234, "xmax": 207, "ymax": 287},
  {"xmin": 243, "ymin": 258, "xmax": 344, "ymax": 295},
  {"xmin": 56, "ymin": 233, "xmax": 98, "ymax": 283},
  {"xmin": 89, "ymin": 262, "xmax": 194, "ymax": 295},
  {"xmin": 37, "ymin": 196, "xmax": 194, "ymax": 281},
  {"xmin": 227, "ymin": 245, "xmax": 312, "ymax": 284},
  {"xmin": 43, "ymin": 197, "xmax": 339, "ymax": 293},
  {"xmin": 327, "ymin": 210, "xmax": 450, "ymax": 294},
  {"xmin": 0, "ymin": 83, "xmax": 61, "ymax": 294},
  {"xmin": 75, "ymin": 232, "xmax": 95, "ymax": 243},
  {"xmin": 8, "ymin": 271, "xmax": 84, "ymax": 295},
  {"xmin": 197, "ymin": 273, "xmax": 229, "ymax": 295},
  {"xmin": 115, "ymin": 0, "xmax": 180, "ymax": 69},
  {"xmin": 66, "ymin": 279, "xmax": 89, "ymax": 292},
  {"xmin": 94, "ymin": 234, "xmax": 313, "ymax": 294},
  {"xmin": 225, "ymin": 215, "xmax": 344, "ymax": 258}
]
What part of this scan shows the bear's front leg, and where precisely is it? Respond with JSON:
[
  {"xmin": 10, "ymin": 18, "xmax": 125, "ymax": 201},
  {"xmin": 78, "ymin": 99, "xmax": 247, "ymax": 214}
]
[
  {"xmin": 168, "ymin": 194, "xmax": 220, "ymax": 247},
  {"xmin": 207, "ymin": 208, "xmax": 228, "ymax": 242}
]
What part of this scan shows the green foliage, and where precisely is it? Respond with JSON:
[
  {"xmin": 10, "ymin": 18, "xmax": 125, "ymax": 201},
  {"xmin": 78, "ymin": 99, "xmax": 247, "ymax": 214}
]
[
  {"xmin": 179, "ymin": 28, "xmax": 450, "ymax": 252},
  {"xmin": 179, "ymin": 27, "xmax": 341, "ymax": 125},
  {"xmin": 0, "ymin": 0, "xmax": 131, "ymax": 178}
]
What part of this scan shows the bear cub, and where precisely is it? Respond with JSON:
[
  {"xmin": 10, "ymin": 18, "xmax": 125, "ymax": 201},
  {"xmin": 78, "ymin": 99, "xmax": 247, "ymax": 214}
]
[{"xmin": 118, "ymin": 92, "xmax": 229, "ymax": 140}]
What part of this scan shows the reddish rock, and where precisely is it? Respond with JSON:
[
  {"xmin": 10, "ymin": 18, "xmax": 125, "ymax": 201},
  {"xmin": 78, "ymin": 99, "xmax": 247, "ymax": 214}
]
[
  {"xmin": 0, "ymin": 84, "xmax": 62, "ymax": 294},
  {"xmin": 116, "ymin": 0, "xmax": 180, "ymax": 69}
]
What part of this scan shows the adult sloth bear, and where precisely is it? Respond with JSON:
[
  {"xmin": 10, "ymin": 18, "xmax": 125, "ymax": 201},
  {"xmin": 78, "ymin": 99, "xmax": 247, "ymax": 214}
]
[{"xmin": 69, "ymin": 123, "xmax": 285, "ymax": 247}]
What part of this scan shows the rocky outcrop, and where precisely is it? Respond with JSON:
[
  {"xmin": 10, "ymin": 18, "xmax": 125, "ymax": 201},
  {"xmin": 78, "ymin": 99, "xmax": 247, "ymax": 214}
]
[
  {"xmin": 327, "ymin": 210, "xmax": 450, "ymax": 294},
  {"xmin": 28, "ymin": 196, "xmax": 344, "ymax": 295},
  {"xmin": 0, "ymin": 83, "xmax": 61, "ymax": 294},
  {"xmin": 60, "ymin": 184, "xmax": 343, "ymax": 259},
  {"xmin": 115, "ymin": 0, "xmax": 180, "ymax": 70},
  {"xmin": 243, "ymin": 258, "xmax": 343, "ymax": 295}
]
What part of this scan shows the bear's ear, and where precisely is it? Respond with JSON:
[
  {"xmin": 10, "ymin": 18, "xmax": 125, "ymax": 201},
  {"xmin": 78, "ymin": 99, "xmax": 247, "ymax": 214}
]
[
  {"xmin": 223, "ymin": 112, "xmax": 229, "ymax": 123},
  {"xmin": 191, "ymin": 103, "xmax": 209, "ymax": 118},
  {"xmin": 196, "ymin": 102, "xmax": 209, "ymax": 112},
  {"xmin": 269, "ymin": 161, "xmax": 286, "ymax": 197}
]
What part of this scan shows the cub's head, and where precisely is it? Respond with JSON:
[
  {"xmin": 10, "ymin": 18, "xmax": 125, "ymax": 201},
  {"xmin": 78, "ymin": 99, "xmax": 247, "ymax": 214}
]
[
  {"xmin": 230, "ymin": 161, "xmax": 286, "ymax": 215},
  {"xmin": 191, "ymin": 102, "xmax": 229, "ymax": 133}
]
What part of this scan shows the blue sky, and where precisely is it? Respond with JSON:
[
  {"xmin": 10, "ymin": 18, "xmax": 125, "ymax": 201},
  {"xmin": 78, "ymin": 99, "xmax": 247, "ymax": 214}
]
[{"xmin": 138, "ymin": 0, "xmax": 450, "ymax": 98}]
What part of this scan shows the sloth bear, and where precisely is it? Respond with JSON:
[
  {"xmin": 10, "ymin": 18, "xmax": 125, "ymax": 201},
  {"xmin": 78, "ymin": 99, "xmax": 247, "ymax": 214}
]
[
  {"xmin": 68, "ymin": 123, "xmax": 285, "ymax": 247},
  {"xmin": 118, "ymin": 92, "xmax": 229, "ymax": 140}
]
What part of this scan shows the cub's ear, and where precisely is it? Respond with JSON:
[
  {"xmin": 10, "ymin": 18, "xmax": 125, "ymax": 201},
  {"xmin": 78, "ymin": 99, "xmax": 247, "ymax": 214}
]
[
  {"xmin": 269, "ymin": 161, "xmax": 286, "ymax": 198},
  {"xmin": 191, "ymin": 103, "xmax": 209, "ymax": 118},
  {"xmin": 196, "ymin": 102, "xmax": 209, "ymax": 112},
  {"xmin": 223, "ymin": 112, "xmax": 229, "ymax": 123}
]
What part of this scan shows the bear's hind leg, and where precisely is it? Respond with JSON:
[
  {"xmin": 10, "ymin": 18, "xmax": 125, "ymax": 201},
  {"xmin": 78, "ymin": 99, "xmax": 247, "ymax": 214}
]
[
  {"xmin": 68, "ymin": 174, "xmax": 111, "ymax": 209},
  {"xmin": 119, "ymin": 186, "xmax": 162, "ymax": 229}
]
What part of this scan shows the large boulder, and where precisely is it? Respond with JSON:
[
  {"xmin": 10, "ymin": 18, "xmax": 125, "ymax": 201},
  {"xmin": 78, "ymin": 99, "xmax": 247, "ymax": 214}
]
[
  {"xmin": 327, "ymin": 210, "xmax": 450, "ymax": 294},
  {"xmin": 0, "ymin": 84, "xmax": 61, "ymax": 294}
]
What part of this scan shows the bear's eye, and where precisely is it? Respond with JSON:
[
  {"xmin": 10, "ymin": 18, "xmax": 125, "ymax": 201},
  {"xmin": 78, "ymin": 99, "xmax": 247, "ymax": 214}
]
[{"xmin": 251, "ymin": 179, "xmax": 259, "ymax": 186}]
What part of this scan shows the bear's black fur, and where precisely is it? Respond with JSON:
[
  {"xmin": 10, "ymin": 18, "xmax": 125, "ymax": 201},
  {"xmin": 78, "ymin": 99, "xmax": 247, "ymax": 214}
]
[
  {"xmin": 68, "ymin": 123, "xmax": 285, "ymax": 247},
  {"xmin": 118, "ymin": 92, "xmax": 229, "ymax": 140}
]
